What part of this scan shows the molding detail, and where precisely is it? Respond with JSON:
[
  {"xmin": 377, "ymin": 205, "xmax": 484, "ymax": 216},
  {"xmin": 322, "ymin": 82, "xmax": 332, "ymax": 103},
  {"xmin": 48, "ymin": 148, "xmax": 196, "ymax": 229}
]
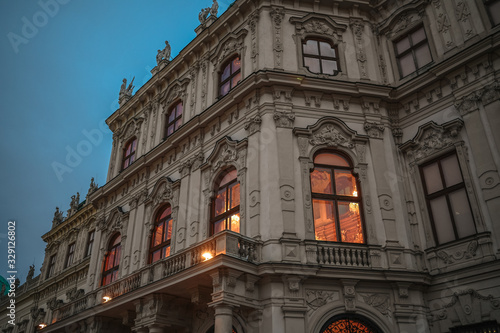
[
  {"xmin": 244, "ymin": 114, "xmax": 262, "ymax": 134},
  {"xmin": 350, "ymin": 19, "xmax": 368, "ymax": 79},
  {"xmin": 309, "ymin": 125, "xmax": 354, "ymax": 148},
  {"xmin": 364, "ymin": 122, "xmax": 385, "ymax": 139},
  {"xmin": 359, "ymin": 293, "xmax": 392, "ymax": 317},
  {"xmin": 305, "ymin": 290, "xmax": 339, "ymax": 310},
  {"xmin": 400, "ymin": 119, "xmax": 464, "ymax": 162},
  {"xmin": 436, "ymin": 240, "xmax": 478, "ymax": 264},
  {"xmin": 273, "ymin": 111, "xmax": 295, "ymax": 128},
  {"xmin": 270, "ymin": 7, "xmax": 285, "ymax": 69},
  {"xmin": 290, "ymin": 13, "xmax": 346, "ymax": 41}
]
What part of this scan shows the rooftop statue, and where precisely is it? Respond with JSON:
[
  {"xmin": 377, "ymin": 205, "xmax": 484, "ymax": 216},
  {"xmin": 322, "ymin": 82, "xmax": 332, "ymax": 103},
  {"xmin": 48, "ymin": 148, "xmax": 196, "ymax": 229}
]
[
  {"xmin": 199, "ymin": 7, "xmax": 210, "ymax": 25},
  {"xmin": 52, "ymin": 207, "xmax": 64, "ymax": 225},
  {"xmin": 156, "ymin": 41, "xmax": 171, "ymax": 66},
  {"xmin": 210, "ymin": 0, "xmax": 218, "ymax": 17},
  {"xmin": 119, "ymin": 77, "xmax": 135, "ymax": 105}
]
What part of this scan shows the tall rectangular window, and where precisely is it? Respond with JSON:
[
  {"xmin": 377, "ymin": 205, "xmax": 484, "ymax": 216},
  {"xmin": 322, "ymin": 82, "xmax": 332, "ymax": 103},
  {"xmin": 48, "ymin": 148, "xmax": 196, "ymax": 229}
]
[
  {"xmin": 47, "ymin": 254, "xmax": 56, "ymax": 278},
  {"xmin": 86, "ymin": 230, "xmax": 95, "ymax": 257},
  {"xmin": 65, "ymin": 243, "xmax": 75, "ymax": 268},
  {"xmin": 394, "ymin": 26, "xmax": 432, "ymax": 78},
  {"xmin": 419, "ymin": 152, "xmax": 476, "ymax": 245}
]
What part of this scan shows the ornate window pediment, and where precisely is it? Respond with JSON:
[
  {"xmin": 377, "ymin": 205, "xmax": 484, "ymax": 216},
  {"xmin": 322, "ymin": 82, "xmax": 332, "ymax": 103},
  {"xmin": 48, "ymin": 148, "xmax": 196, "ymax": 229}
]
[
  {"xmin": 399, "ymin": 119, "xmax": 464, "ymax": 163},
  {"xmin": 160, "ymin": 79, "xmax": 189, "ymax": 111},
  {"xmin": 99, "ymin": 207, "xmax": 129, "ymax": 238},
  {"xmin": 290, "ymin": 13, "xmax": 347, "ymax": 42},
  {"xmin": 376, "ymin": 2, "xmax": 426, "ymax": 38},
  {"xmin": 210, "ymin": 29, "xmax": 248, "ymax": 68},
  {"xmin": 145, "ymin": 176, "xmax": 179, "ymax": 208}
]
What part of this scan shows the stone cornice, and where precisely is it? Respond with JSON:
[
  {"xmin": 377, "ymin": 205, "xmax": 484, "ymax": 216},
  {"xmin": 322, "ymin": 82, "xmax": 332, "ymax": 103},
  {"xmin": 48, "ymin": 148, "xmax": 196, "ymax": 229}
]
[{"xmin": 42, "ymin": 203, "xmax": 96, "ymax": 244}]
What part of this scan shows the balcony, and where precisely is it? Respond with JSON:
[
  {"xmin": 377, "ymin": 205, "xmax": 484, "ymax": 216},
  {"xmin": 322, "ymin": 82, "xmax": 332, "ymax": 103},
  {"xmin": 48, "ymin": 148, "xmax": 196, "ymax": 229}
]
[
  {"xmin": 305, "ymin": 241, "xmax": 382, "ymax": 268},
  {"xmin": 51, "ymin": 231, "xmax": 260, "ymax": 324}
]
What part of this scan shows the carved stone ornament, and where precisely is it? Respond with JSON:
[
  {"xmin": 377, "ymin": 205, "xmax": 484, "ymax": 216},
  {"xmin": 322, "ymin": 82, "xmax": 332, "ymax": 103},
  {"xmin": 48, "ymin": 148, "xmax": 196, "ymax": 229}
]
[
  {"xmin": 273, "ymin": 110, "xmax": 295, "ymax": 128},
  {"xmin": 147, "ymin": 177, "xmax": 175, "ymax": 207},
  {"xmin": 270, "ymin": 7, "xmax": 285, "ymax": 68},
  {"xmin": 191, "ymin": 151, "xmax": 205, "ymax": 171},
  {"xmin": 290, "ymin": 13, "xmax": 346, "ymax": 41},
  {"xmin": 161, "ymin": 80, "xmax": 188, "ymax": 110},
  {"xmin": 364, "ymin": 122, "xmax": 385, "ymax": 138},
  {"xmin": 309, "ymin": 124, "xmax": 354, "ymax": 148},
  {"xmin": 455, "ymin": 82, "xmax": 500, "ymax": 115},
  {"xmin": 204, "ymin": 137, "xmax": 248, "ymax": 176},
  {"xmin": 436, "ymin": 240, "xmax": 478, "ymax": 264},
  {"xmin": 376, "ymin": 3, "xmax": 426, "ymax": 38},
  {"xmin": 244, "ymin": 114, "xmax": 262, "ymax": 134},
  {"xmin": 210, "ymin": 29, "xmax": 248, "ymax": 67},
  {"xmin": 360, "ymin": 293, "xmax": 392, "ymax": 317},
  {"xmin": 306, "ymin": 290, "xmax": 339, "ymax": 310},
  {"xmin": 400, "ymin": 119, "xmax": 464, "ymax": 162}
]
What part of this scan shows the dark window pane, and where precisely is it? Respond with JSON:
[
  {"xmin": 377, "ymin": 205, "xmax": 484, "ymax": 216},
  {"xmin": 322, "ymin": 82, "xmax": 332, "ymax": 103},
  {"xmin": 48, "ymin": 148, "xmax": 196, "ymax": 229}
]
[
  {"xmin": 152, "ymin": 250, "xmax": 161, "ymax": 263},
  {"xmin": 175, "ymin": 118, "xmax": 182, "ymax": 130},
  {"xmin": 396, "ymin": 37, "xmax": 411, "ymax": 54},
  {"xmin": 313, "ymin": 199, "xmax": 336, "ymax": 241},
  {"xmin": 213, "ymin": 219, "xmax": 224, "ymax": 234},
  {"xmin": 399, "ymin": 53, "xmax": 417, "ymax": 77},
  {"xmin": 414, "ymin": 44, "xmax": 432, "ymax": 68},
  {"xmin": 310, "ymin": 168, "xmax": 333, "ymax": 194},
  {"xmin": 338, "ymin": 201, "xmax": 364, "ymax": 243},
  {"xmin": 441, "ymin": 154, "xmax": 463, "ymax": 187},
  {"xmin": 430, "ymin": 196, "xmax": 455, "ymax": 244},
  {"xmin": 221, "ymin": 64, "xmax": 231, "ymax": 81},
  {"xmin": 231, "ymin": 72, "xmax": 241, "ymax": 88},
  {"xmin": 489, "ymin": 1, "xmax": 500, "ymax": 26},
  {"xmin": 159, "ymin": 206, "xmax": 171, "ymax": 220},
  {"xmin": 449, "ymin": 189, "xmax": 475, "ymax": 238},
  {"xmin": 321, "ymin": 60, "xmax": 338, "ymax": 75},
  {"xmin": 303, "ymin": 40, "xmax": 319, "ymax": 55},
  {"xmin": 304, "ymin": 57, "xmax": 320, "ymax": 73},
  {"xmin": 176, "ymin": 103, "xmax": 183, "ymax": 117},
  {"xmin": 319, "ymin": 42, "xmax": 336, "ymax": 57},
  {"xmin": 411, "ymin": 27, "xmax": 426, "ymax": 44},
  {"xmin": 168, "ymin": 125, "xmax": 174, "ymax": 136},
  {"xmin": 169, "ymin": 110, "xmax": 176, "ymax": 122},
  {"xmin": 220, "ymin": 82, "xmax": 230, "ymax": 96},
  {"xmin": 219, "ymin": 169, "xmax": 237, "ymax": 187},
  {"xmin": 422, "ymin": 162, "xmax": 444, "ymax": 194}
]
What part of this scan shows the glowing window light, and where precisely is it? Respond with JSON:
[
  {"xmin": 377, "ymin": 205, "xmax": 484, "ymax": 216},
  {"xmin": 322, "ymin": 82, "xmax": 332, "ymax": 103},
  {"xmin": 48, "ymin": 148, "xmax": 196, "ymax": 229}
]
[
  {"xmin": 202, "ymin": 252, "xmax": 213, "ymax": 261},
  {"xmin": 39, "ymin": 324, "xmax": 47, "ymax": 329},
  {"xmin": 102, "ymin": 296, "xmax": 112, "ymax": 303}
]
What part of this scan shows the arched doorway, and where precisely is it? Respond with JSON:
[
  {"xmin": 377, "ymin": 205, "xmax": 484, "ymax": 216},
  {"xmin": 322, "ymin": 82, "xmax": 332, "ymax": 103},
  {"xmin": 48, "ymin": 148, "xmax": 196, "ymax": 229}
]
[{"xmin": 320, "ymin": 314, "xmax": 383, "ymax": 333}]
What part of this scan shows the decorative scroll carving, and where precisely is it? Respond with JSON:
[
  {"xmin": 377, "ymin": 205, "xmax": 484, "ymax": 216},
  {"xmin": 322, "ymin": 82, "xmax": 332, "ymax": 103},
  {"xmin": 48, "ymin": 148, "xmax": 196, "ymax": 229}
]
[
  {"xmin": 400, "ymin": 119, "xmax": 464, "ymax": 162},
  {"xmin": 270, "ymin": 7, "xmax": 285, "ymax": 69},
  {"xmin": 309, "ymin": 125, "xmax": 354, "ymax": 148},
  {"xmin": 360, "ymin": 293, "xmax": 392, "ymax": 317},
  {"xmin": 290, "ymin": 14, "xmax": 346, "ymax": 41},
  {"xmin": 249, "ymin": 10, "xmax": 259, "ymax": 71},
  {"xmin": 306, "ymin": 290, "xmax": 339, "ymax": 310},
  {"xmin": 455, "ymin": 0, "xmax": 475, "ymax": 39},
  {"xmin": 364, "ymin": 122, "xmax": 385, "ymax": 139},
  {"xmin": 244, "ymin": 114, "xmax": 262, "ymax": 135},
  {"xmin": 436, "ymin": 240, "xmax": 478, "ymax": 264}
]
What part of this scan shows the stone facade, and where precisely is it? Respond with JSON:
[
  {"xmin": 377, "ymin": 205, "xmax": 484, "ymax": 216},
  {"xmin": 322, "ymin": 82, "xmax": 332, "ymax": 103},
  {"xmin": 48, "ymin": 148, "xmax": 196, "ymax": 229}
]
[{"xmin": 2, "ymin": 0, "xmax": 500, "ymax": 332}]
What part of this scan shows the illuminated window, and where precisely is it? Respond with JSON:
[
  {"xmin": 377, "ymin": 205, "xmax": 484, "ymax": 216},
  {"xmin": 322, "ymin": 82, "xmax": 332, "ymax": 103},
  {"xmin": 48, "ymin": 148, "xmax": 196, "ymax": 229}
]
[
  {"xmin": 394, "ymin": 26, "xmax": 432, "ymax": 78},
  {"xmin": 450, "ymin": 320, "xmax": 500, "ymax": 333},
  {"xmin": 302, "ymin": 38, "xmax": 339, "ymax": 75},
  {"xmin": 310, "ymin": 152, "xmax": 365, "ymax": 243},
  {"xmin": 149, "ymin": 205, "xmax": 173, "ymax": 263},
  {"xmin": 211, "ymin": 168, "xmax": 240, "ymax": 235},
  {"xmin": 101, "ymin": 234, "xmax": 121, "ymax": 286},
  {"xmin": 46, "ymin": 254, "xmax": 56, "ymax": 278},
  {"xmin": 320, "ymin": 314, "xmax": 382, "ymax": 333},
  {"xmin": 219, "ymin": 56, "xmax": 241, "ymax": 97},
  {"xmin": 419, "ymin": 151, "xmax": 476, "ymax": 245},
  {"xmin": 122, "ymin": 137, "xmax": 137, "ymax": 170},
  {"xmin": 85, "ymin": 230, "xmax": 95, "ymax": 257},
  {"xmin": 485, "ymin": 0, "xmax": 500, "ymax": 26},
  {"xmin": 65, "ymin": 242, "xmax": 75, "ymax": 268},
  {"xmin": 165, "ymin": 101, "xmax": 183, "ymax": 138}
]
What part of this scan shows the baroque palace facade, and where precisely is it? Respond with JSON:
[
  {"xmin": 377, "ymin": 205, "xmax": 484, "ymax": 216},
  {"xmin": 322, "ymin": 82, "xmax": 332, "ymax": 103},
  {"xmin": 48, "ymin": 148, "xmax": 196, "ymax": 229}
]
[{"xmin": 2, "ymin": 0, "xmax": 500, "ymax": 332}]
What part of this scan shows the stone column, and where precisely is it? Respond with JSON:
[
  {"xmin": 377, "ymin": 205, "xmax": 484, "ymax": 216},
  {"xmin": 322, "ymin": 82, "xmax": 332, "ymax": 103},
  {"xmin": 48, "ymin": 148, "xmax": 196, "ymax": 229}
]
[
  {"xmin": 244, "ymin": 114, "xmax": 262, "ymax": 238},
  {"xmin": 214, "ymin": 305, "xmax": 233, "ymax": 333}
]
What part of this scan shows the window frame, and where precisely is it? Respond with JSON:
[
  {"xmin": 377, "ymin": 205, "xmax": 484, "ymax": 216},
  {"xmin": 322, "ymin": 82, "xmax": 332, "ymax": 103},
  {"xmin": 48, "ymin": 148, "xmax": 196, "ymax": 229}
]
[
  {"xmin": 121, "ymin": 137, "xmax": 137, "ymax": 170},
  {"xmin": 219, "ymin": 55, "xmax": 242, "ymax": 98},
  {"xmin": 46, "ymin": 254, "xmax": 56, "ymax": 278},
  {"xmin": 210, "ymin": 168, "xmax": 240, "ymax": 236},
  {"xmin": 101, "ymin": 234, "xmax": 121, "ymax": 286},
  {"xmin": 164, "ymin": 101, "xmax": 183, "ymax": 138},
  {"xmin": 85, "ymin": 230, "xmax": 95, "ymax": 258},
  {"xmin": 310, "ymin": 151, "xmax": 366, "ymax": 244},
  {"xmin": 301, "ymin": 38, "xmax": 340, "ymax": 75},
  {"xmin": 65, "ymin": 242, "xmax": 76, "ymax": 268},
  {"xmin": 393, "ymin": 25, "xmax": 433, "ymax": 78},
  {"xmin": 149, "ymin": 205, "xmax": 173, "ymax": 264},
  {"xmin": 418, "ymin": 150, "xmax": 477, "ymax": 245},
  {"xmin": 484, "ymin": 0, "xmax": 500, "ymax": 27}
]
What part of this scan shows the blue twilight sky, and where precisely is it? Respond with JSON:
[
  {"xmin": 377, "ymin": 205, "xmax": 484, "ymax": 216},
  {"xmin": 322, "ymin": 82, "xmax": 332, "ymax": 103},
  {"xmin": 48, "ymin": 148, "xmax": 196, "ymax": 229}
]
[{"xmin": 0, "ymin": 0, "xmax": 232, "ymax": 283}]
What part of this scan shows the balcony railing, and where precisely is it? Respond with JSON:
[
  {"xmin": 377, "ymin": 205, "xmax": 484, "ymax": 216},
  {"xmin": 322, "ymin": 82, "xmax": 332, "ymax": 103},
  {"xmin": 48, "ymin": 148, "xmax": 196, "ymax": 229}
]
[
  {"xmin": 306, "ymin": 241, "xmax": 380, "ymax": 268},
  {"xmin": 52, "ymin": 231, "xmax": 260, "ymax": 323}
]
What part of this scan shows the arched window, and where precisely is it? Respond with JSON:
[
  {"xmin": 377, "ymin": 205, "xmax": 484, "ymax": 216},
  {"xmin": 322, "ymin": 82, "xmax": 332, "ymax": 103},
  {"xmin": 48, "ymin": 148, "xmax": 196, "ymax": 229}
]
[
  {"xmin": 320, "ymin": 314, "xmax": 382, "ymax": 333},
  {"xmin": 211, "ymin": 168, "xmax": 240, "ymax": 235},
  {"xmin": 101, "ymin": 234, "xmax": 121, "ymax": 286},
  {"xmin": 149, "ymin": 205, "xmax": 173, "ymax": 263},
  {"xmin": 122, "ymin": 137, "xmax": 137, "ymax": 170},
  {"xmin": 310, "ymin": 152, "xmax": 365, "ymax": 243},
  {"xmin": 219, "ymin": 56, "xmax": 241, "ymax": 97},
  {"xmin": 302, "ymin": 38, "xmax": 339, "ymax": 75},
  {"xmin": 165, "ymin": 101, "xmax": 183, "ymax": 138}
]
